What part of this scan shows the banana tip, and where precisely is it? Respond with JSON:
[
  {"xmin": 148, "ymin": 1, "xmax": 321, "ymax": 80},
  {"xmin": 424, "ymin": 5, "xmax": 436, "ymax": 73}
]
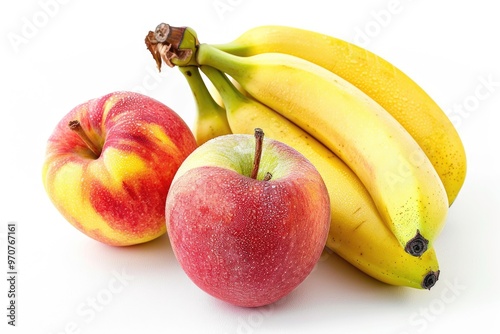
[
  {"xmin": 405, "ymin": 230, "xmax": 429, "ymax": 257},
  {"xmin": 422, "ymin": 270, "xmax": 440, "ymax": 290}
]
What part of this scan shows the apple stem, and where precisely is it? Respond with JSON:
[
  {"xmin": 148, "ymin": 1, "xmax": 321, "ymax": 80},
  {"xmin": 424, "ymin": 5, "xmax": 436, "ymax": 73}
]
[
  {"xmin": 250, "ymin": 128, "xmax": 264, "ymax": 179},
  {"xmin": 68, "ymin": 120, "xmax": 101, "ymax": 158}
]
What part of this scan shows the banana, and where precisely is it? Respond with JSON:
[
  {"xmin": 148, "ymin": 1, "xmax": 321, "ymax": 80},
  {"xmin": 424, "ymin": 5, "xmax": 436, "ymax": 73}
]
[
  {"xmin": 195, "ymin": 45, "xmax": 449, "ymax": 256},
  {"xmin": 178, "ymin": 66, "xmax": 232, "ymax": 145},
  {"xmin": 212, "ymin": 25, "xmax": 467, "ymax": 206},
  {"xmin": 198, "ymin": 64, "xmax": 440, "ymax": 289}
]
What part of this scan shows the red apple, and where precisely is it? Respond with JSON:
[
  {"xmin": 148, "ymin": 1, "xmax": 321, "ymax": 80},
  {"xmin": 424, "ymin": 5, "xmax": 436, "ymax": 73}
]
[
  {"xmin": 165, "ymin": 129, "xmax": 330, "ymax": 307},
  {"xmin": 42, "ymin": 91, "xmax": 197, "ymax": 246}
]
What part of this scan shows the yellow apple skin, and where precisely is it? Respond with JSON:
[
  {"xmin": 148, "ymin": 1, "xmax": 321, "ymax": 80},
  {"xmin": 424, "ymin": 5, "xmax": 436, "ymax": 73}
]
[{"xmin": 42, "ymin": 91, "xmax": 197, "ymax": 246}]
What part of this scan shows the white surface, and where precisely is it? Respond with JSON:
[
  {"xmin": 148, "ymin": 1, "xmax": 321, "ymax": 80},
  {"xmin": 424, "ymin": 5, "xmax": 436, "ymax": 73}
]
[{"xmin": 1, "ymin": 0, "xmax": 499, "ymax": 333}]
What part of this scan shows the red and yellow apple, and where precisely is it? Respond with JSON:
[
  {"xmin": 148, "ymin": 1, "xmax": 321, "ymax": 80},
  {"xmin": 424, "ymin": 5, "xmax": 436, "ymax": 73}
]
[
  {"xmin": 42, "ymin": 91, "xmax": 197, "ymax": 246},
  {"xmin": 165, "ymin": 129, "xmax": 330, "ymax": 307}
]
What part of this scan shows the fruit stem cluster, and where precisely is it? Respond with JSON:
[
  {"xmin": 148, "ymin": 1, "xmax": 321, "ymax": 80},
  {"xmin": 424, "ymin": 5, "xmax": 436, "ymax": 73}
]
[{"xmin": 145, "ymin": 23, "xmax": 199, "ymax": 70}]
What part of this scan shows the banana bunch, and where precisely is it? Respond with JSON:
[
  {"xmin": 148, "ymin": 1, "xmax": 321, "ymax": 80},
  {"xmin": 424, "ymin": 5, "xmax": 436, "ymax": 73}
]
[{"xmin": 145, "ymin": 24, "xmax": 467, "ymax": 289}]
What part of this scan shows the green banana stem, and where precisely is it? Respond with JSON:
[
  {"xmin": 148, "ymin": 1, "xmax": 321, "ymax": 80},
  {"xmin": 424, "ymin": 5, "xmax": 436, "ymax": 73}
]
[
  {"xmin": 178, "ymin": 66, "xmax": 231, "ymax": 145},
  {"xmin": 197, "ymin": 44, "xmax": 248, "ymax": 78},
  {"xmin": 179, "ymin": 66, "xmax": 225, "ymax": 116},
  {"xmin": 200, "ymin": 65, "xmax": 247, "ymax": 110},
  {"xmin": 210, "ymin": 41, "xmax": 251, "ymax": 56}
]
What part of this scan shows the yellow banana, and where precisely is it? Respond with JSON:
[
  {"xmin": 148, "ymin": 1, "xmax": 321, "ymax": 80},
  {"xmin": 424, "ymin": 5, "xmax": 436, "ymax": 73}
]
[
  {"xmin": 212, "ymin": 25, "xmax": 467, "ymax": 206},
  {"xmin": 195, "ymin": 45, "xmax": 449, "ymax": 256},
  {"xmin": 178, "ymin": 66, "xmax": 232, "ymax": 145},
  {"xmin": 199, "ymin": 64, "xmax": 440, "ymax": 289}
]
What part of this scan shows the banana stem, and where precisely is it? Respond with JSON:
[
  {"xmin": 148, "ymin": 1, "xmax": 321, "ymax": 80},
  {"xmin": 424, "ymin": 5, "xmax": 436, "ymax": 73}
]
[
  {"xmin": 210, "ymin": 41, "xmax": 251, "ymax": 57},
  {"xmin": 178, "ymin": 66, "xmax": 226, "ymax": 119},
  {"xmin": 197, "ymin": 44, "xmax": 245, "ymax": 77},
  {"xmin": 145, "ymin": 23, "xmax": 199, "ymax": 70},
  {"xmin": 200, "ymin": 65, "xmax": 246, "ymax": 110},
  {"xmin": 178, "ymin": 65, "xmax": 232, "ymax": 145}
]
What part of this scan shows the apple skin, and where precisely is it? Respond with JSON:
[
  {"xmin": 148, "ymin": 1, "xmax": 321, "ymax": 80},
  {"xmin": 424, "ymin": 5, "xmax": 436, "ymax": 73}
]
[
  {"xmin": 165, "ymin": 134, "xmax": 330, "ymax": 307},
  {"xmin": 42, "ymin": 91, "xmax": 197, "ymax": 246}
]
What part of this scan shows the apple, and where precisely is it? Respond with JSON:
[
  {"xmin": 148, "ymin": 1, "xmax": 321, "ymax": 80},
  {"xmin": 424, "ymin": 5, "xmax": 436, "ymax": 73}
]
[
  {"xmin": 42, "ymin": 91, "xmax": 197, "ymax": 246},
  {"xmin": 165, "ymin": 129, "xmax": 330, "ymax": 307}
]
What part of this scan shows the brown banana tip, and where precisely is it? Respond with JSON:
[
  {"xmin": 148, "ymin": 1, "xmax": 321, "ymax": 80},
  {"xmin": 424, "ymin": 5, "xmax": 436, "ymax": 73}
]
[
  {"xmin": 404, "ymin": 230, "xmax": 429, "ymax": 257},
  {"xmin": 422, "ymin": 270, "xmax": 440, "ymax": 290}
]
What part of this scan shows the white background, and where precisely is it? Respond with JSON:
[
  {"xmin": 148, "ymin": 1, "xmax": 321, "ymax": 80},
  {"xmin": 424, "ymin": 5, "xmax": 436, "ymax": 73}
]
[{"xmin": 1, "ymin": 0, "xmax": 499, "ymax": 333}]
